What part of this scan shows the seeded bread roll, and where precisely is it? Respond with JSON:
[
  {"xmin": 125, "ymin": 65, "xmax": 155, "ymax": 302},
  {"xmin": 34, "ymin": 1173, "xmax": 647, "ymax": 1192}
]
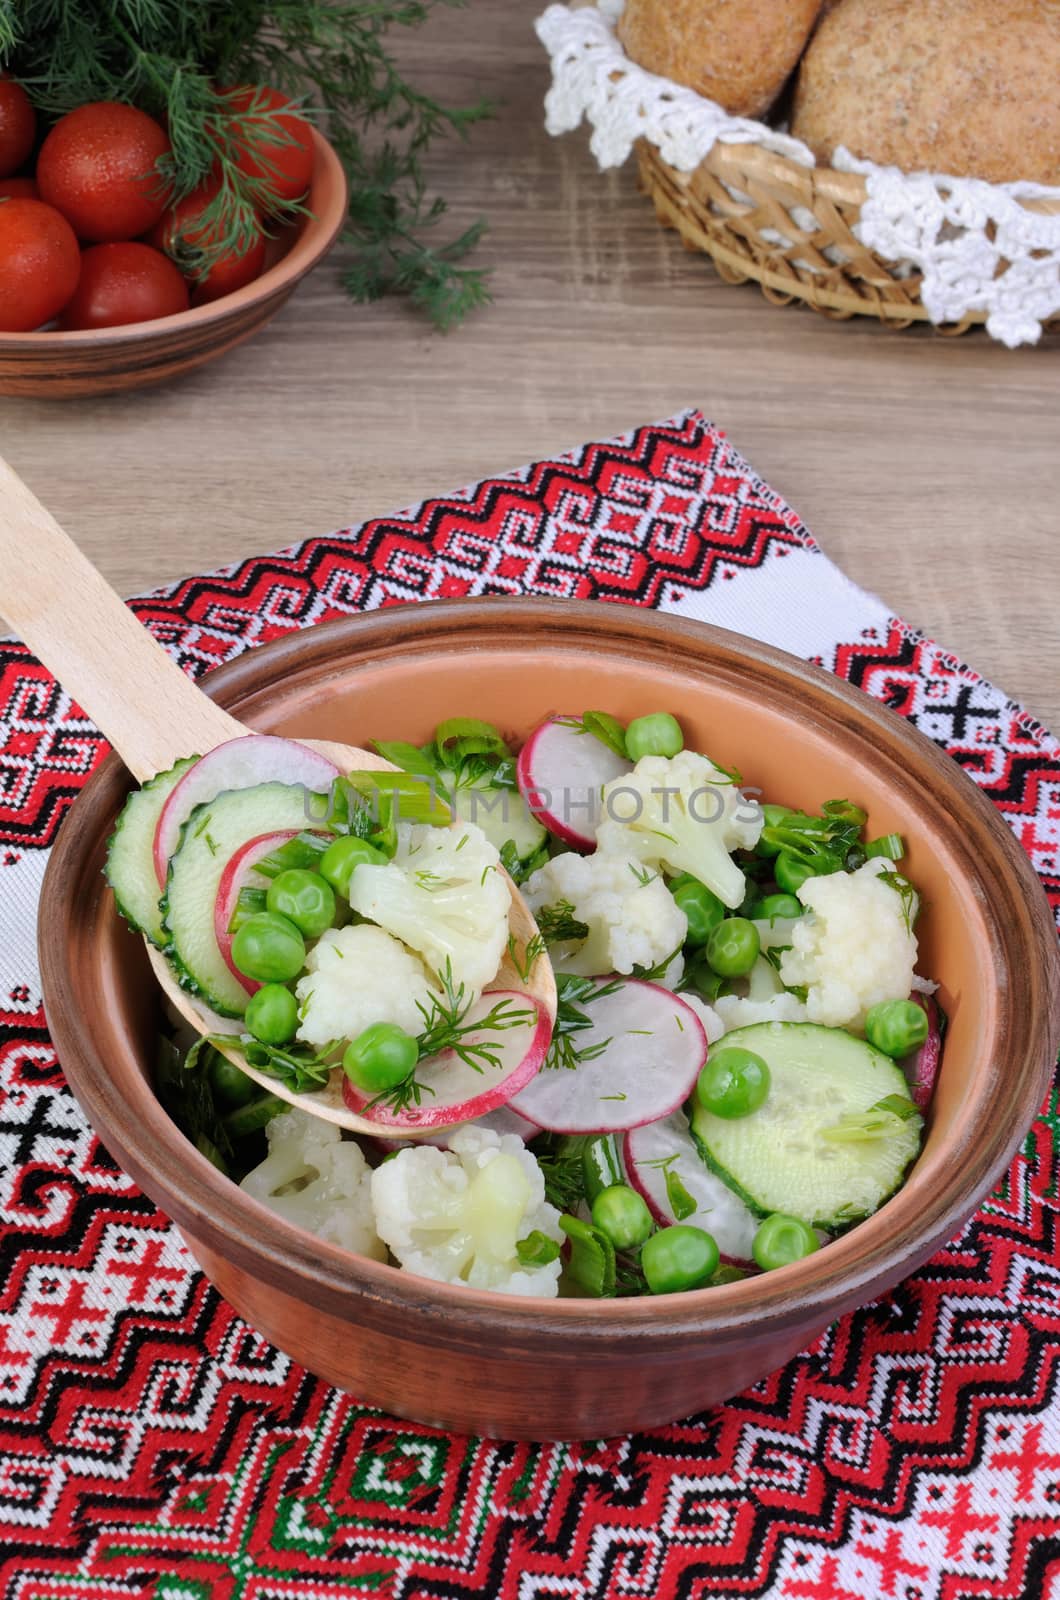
[
  {"xmin": 792, "ymin": 0, "xmax": 1060, "ymax": 185},
  {"xmin": 618, "ymin": 0, "xmax": 824, "ymax": 119}
]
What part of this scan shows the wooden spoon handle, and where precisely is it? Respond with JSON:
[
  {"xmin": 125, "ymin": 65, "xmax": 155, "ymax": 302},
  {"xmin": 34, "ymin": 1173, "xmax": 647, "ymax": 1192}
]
[{"xmin": 0, "ymin": 456, "xmax": 243, "ymax": 781}]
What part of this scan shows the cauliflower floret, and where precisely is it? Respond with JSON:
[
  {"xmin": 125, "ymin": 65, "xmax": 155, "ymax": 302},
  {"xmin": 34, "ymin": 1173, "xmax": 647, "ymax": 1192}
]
[
  {"xmin": 714, "ymin": 991, "xmax": 809, "ymax": 1032},
  {"xmin": 370, "ymin": 1125, "xmax": 564, "ymax": 1296},
  {"xmin": 241, "ymin": 1109, "xmax": 386, "ymax": 1259},
  {"xmin": 295, "ymin": 925, "xmax": 438, "ymax": 1049},
  {"xmin": 680, "ymin": 987, "xmax": 807, "ymax": 1042},
  {"xmin": 779, "ymin": 858, "xmax": 918, "ymax": 1028},
  {"xmin": 596, "ymin": 751, "xmax": 763, "ymax": 910},
  {"xmin": 348, "ymin": 821, "xmax": 509, "ymax": 997},
  {"xmin": 680, "ymin": 992, "xmax": 726, "ymax": 1043},
  {"xmin": 524, "ymin": 849, "xmax": 686, "ymax": 982}
]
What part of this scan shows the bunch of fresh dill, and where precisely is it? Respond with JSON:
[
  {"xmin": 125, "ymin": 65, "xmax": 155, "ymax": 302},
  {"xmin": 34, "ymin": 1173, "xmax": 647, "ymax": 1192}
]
[{"xmin": 0, "ymin": 0, "xmax": 492, "ymax": 329}]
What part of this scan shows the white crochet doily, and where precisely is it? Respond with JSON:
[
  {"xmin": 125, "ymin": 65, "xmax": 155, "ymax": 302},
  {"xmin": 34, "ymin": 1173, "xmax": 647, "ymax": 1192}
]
[{"xmin": 536, "ymin": 0, "xmax": 1060, "ymax": 347}]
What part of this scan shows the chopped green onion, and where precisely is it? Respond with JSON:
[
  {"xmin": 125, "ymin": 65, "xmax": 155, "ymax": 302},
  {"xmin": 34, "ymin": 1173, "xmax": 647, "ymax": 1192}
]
[
  {"xmin": 866, "ymin": 832, "xmax": 906, "ymax": 861},
  {"xmin": 223, "ymin": 1093, "xmax": 289, "ymax": 1140},
  {"xmin": 434, "ymin": 718, "xmax": 511, "ymax": 769},
  {"xmin": 822, "ymin": 799, "xmax": 868, "ymax": 828},
  {"xmin": 581, "ymin": 1134, "xmax": 624, "ymax": 1205},
  {"xmin": 559, "ymin": 1214, "xmax": 617, "ymax": 1297},
  {"xmin": 369, "ymin": 740, "xmax": 446, "ymax": 783},
  {"xmin": 341, "ymin": 770, "xmax": 450, "ymax": 828},
  {"xmin": 821, "ymin": 1094, "xmax": 922, "ymax": 1143},
  {"xmin": 227, "ymin": 886, "xmax": 268, "ymax": 933},
  {"xmin": 516, "ymin": 1231, "xmax": 562, "ymax": 1267},
  {"xmin": 254, "ymin": 831, "xmax": 330, "ymax": 880},
  {"xmin": 874, "ymin": 1093, "xmax": 922, "ymax": 1119},
  {"xmin": 665, "ymin": 1166, "xmax": 697, "ymax": 1222}
]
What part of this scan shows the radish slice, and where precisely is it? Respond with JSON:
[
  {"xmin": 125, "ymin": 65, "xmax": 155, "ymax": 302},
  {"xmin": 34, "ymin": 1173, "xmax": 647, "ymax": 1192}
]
[
  {"xmin": 516, "ymin": 716, "xmax": 632, "ymax": 850},
  {"xmin": 624, "ymin": 1111, "xmax": 758, "ymax": 1265},
  {"xmin": 509, "ymin": 978, "xmax": 707, "ymax": 1134},
  {"xmin": 907, "ymin": 991, "xmax": 944, "ymax": 1110},
  {"xmin": 342, "ymin": 991, "xmax": 551, "ymax": 1131},
  {"xmin": 214, "ymin": 830, "xmax": 302, "ymax": 995},
  {"xmin": 153, "ymin": 736, "xmax": 339, "ymax": 888}
]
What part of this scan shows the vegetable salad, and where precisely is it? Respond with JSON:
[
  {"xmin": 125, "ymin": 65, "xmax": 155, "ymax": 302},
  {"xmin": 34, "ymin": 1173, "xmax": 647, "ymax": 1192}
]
[{"xmin": 111, "ymin": 710, "xmax": 942, "ymax": 1299}]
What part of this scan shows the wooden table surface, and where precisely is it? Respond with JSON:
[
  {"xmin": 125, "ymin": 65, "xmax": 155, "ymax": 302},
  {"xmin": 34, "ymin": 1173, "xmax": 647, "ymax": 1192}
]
[{"xmin": 3, "ymin": 3, "xmax": 1058, "ymax": 733}]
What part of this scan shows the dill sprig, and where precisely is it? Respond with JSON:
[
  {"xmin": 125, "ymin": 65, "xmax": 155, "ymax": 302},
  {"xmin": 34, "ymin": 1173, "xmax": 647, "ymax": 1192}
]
[
  {"xmin": 225, "ymin": 1032, "xmax": 339, "ymax": 1093},
  {"xmin": 506, "ymin": 932, "xmax": 546, "ymax": 984},
  {"xmin": 368, "ymin": 960, "xmax": 536, "ymax": 1114},
  {"xmin": 544, "ymin": 973, "xmax": 621, "ymax": 1073},
  {"xmin": 536, "ymin": 901, "xmax": 591, "ymax": 945},
  {"xmin": 0, "ymin": 0, "xmax": 492, "ymax": 328},
  {"xmin": 532, "ymin": 1133, "xmax": 591, "ymax": 1213}
]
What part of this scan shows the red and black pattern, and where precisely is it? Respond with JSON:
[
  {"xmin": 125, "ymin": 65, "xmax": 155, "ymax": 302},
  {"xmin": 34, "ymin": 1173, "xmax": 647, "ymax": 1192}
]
[{"xmin": 0, "ymin": 410, "xmax": 1057, "ymax": 1599}]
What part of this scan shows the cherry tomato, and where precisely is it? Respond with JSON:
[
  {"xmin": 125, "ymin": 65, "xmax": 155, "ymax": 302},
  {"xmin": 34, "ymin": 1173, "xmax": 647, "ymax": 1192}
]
[
  {"xmin": 149, "ymin": 177, "xmax": 267, "ymax": 304},
  {"xmin": 37, "ymin": 102, "xmax": 170, "ymax": 242},
  {"xmin": 57, "ymin": 242, "xmax": 189, "ymax": 331},
  {"xmin": 0, "ymin": 176, "xmax": 38, "ymax": 200},
  {"xmin": 224, "ymin": 86, "xmax": 314, "ymax": 208},
  {"xmin": 0, "ymin": 77, "xmax": 36, "ymax": 180},
  {"xmin": 0, "ymin": 199, "xmax": 80, "ymax": 332}
]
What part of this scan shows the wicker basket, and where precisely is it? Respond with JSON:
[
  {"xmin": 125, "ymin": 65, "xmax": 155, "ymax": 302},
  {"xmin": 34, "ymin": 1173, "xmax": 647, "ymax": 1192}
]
[
  {"xmin": 637, "ymin": 136, "xmax": 1060, "ymax": 335},
  {"xmin": 637, "ymin": 138, "xmax": 1060, "ymax": 334}
]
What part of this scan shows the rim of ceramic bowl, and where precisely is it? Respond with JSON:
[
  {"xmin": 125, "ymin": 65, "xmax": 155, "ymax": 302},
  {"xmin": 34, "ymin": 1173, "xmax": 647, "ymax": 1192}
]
[
  {"xmin": 40, "ymin": 599, "xmax": 1060, "ymax": 1346},
  {"xmin": 0, "ymin": 127, "xmax": 347, "ymax": 349}
]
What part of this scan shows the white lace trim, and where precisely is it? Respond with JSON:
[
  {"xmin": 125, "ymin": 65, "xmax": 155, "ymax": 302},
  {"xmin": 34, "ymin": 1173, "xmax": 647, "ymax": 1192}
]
[{"xmin": 535, "ymin": 1, "xmax": 1060, "ymax": 347}]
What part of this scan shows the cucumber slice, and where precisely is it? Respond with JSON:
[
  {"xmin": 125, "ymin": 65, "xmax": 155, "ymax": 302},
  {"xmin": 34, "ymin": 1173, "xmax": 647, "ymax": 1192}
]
[
  {"xmin": 161, "ymin": 782, "xmax": 327, "ymax": 1017},
  {"xmin": 449, "ymin": 774, "xmax": 547, "ymax": 862},
  {"xmin": 690, "ymin": 1022, "xmax": 922, "ymax": 1230},
  {"xmin": 104, "ymin": 757, "xmax": 198, "ymax": 946}
]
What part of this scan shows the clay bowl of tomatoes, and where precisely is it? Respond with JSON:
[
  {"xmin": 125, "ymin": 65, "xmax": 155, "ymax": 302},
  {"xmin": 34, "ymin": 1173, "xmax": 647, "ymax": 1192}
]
[{"xmin": 0, "ymin": 85, "xmax": 347, "ymax": 398}]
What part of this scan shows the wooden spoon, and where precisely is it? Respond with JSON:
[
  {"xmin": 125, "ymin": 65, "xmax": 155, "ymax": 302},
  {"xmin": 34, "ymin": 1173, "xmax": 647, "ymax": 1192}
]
[{"xmin": 0, "ymin": 457, "xmax": 556, "ymax": 1134}]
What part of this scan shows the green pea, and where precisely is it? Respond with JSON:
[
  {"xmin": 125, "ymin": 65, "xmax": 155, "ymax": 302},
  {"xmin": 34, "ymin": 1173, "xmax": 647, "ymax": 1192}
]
[
  {"xmin": 319, "ymin": 835, "xmax": 389, "ymax": 899},
  {"xmin": 231, "ymin": 912, "xmax": 306, "ymax": 984},
  {"xmin": 266, "ymin": 867, "xmax": 337, "ymax": 939},
  {"xmin": 244, "ymin": 982, "xmax": 299, "ymax": 1045},
  {"xmin": 751, "ymin": 892, "xmax": 802, "ymax": 923},
  {"xmin": 624, "ymin": 713, "xmax": 684, "ymax": 761},
  {"xmin": 207, "ymin": 1050, "xmax": 257, "ymax": 1107},
  {"xmin": 695, "ymin": 1047, "xmax": 771, "ymax": 1119},
  {"xmin": 705, "ymin": 916, "xmax": 760, "ymax": 977},
  {"xmin": 752, "ymin": 1213, "xmax": 820, "ymax": 1271},
  {"xmin": 864, "ymin": 999, "xmax": 929, "ymax": 1059},
  {"xmin": 342, "ymin": 1022, "xmax": 419, "ymax": 1094},
  {"xmin": 641, "ymin": 1225, "xmax": 720, "ymax": 1294},
  {"xmin": 671, "ymin": 874, "xmax": 726, "ymax": 947},
  {"xmin": 590, "ymin": 1185, "xmax": 654, "ymax": 1251}
]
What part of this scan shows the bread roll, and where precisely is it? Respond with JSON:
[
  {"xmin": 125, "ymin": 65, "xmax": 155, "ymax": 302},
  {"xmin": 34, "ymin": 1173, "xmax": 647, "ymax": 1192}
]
[
  {"xmin": 618, "ymin": 0, "xmax": 824, "ymax": 119},
  {"xmin": 792, "ymin": 0, "xmax": 1060, "ymax": 185}
]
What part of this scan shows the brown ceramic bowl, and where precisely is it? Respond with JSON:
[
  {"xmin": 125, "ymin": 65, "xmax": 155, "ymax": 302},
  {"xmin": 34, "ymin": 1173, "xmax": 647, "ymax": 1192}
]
[
  {"xmin": 0, "ymin": 129, "xmax": 347, "ymax": 398},
  {"xmin": 40, "ymin": 600, "xmax": 1060, "ymax": 1441}
]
